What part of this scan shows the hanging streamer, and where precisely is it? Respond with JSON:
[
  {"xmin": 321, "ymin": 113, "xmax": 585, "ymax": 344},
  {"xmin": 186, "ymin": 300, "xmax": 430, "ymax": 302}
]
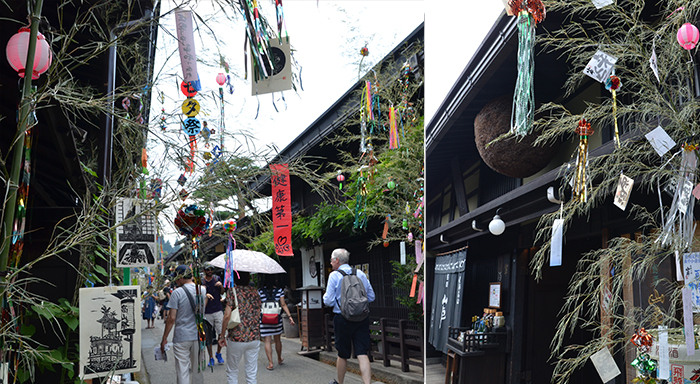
[
  {"xmin": 605, "ymin": 71, "xmax": 622, "ymax": 148},
  {"xmin": 573, "ymin": 119, "xmax": 593, "ymax": 203},
  {"xmin": 509, "ymin": 0, "xmax": 545, "ymax": 136},
  {"xmin": 389, "ymin": 106, "xmax": 399, "ymax": 149},
  {"xmin": 660, "ymin": 144, "xmax": 698, "ymax": 249}
]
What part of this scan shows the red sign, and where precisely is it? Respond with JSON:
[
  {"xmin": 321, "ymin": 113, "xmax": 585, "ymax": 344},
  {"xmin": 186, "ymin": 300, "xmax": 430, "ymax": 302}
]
[{"xmin": 270, "ymin": 164, "xmax": 293, "ymax": 256}]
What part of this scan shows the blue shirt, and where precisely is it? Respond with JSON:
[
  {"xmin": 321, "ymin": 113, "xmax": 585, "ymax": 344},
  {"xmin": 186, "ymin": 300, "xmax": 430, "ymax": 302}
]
[{"xmin": 323, "ymin": 264, "xmax": 375, "ymax": 314}]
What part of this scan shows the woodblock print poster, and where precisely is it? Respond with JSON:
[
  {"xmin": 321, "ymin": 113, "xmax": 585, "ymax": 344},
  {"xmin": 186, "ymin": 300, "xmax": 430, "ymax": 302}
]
[
  {"xmin": 116, "ymin": 198, "xmax": 156, "ymax": 267},
  {"xmin": 79, "ymin": 286, "xmax": 141, "ymax": 379}
]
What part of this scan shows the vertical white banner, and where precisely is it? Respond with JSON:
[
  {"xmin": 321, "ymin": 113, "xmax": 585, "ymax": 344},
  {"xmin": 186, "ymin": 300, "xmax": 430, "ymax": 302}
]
[
  {"xmin": 658, "ymin": 326, "xmax": 669, "ymax": 380},
  {"xmin": 174, "ymin": 10, "xmax": 201, "ymax": 91},
  {"xmin": 550, "ymin": 219, "xmax": 564, "ymax": 267},
  {"xmin": 682, "ymin": 287, "xmax": 696, "ymax": 356}
]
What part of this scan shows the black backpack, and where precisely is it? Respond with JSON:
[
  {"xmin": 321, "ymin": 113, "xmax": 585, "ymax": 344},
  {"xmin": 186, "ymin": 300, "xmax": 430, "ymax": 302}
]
[{"xmin": 337, "ymin": 268, "xmax": 370, "ymax": 322}]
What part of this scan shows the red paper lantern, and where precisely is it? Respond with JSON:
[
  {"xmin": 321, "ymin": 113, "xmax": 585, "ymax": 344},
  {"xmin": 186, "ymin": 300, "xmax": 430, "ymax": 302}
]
[
  {"xmin": 216, "ymin": 73, "xmax": 226, "ymax": 86},
  {"xmin": 6, "ymin": 27, "xmax": 52, "ymax": 79},
  {"xmin": 336, "ymin": 174, "xmax": 345, "ymax": 183},
  {"xmin": 677, "ymin": 23, "xmax": 700, "ymax": 50}
]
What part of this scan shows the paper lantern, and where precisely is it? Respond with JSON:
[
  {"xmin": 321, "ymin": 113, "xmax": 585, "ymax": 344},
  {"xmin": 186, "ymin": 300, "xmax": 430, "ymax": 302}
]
[
  {"xmin": 6, "ymin": 27, "xmax": 52, "ymax": 79},
  {"xmin": 677, "ymin": 23, "xmax": 700, "ymax": 50},
  {"xmin": 216, "ymin": 73, "xmax": 226, "ymax": 86}
]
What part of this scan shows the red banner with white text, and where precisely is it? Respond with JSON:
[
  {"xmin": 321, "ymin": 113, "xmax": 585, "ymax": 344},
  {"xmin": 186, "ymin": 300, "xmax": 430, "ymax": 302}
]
[{"xmin": 270, "ymin": 164, "xmax": 293, "ymax": 256}]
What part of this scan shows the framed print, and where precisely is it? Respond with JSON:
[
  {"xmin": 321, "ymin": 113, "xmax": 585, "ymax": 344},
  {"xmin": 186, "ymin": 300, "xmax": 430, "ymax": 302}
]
[{"xmin": 489, "ymin": 282, "xmax": 501, "ymax": 308}]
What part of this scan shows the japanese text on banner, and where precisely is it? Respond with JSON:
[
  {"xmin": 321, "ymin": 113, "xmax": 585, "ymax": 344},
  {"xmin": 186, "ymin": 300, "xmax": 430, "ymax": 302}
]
[{"xmin": 270, "ymin": 164, "xmax": 293, "ymax": 256}]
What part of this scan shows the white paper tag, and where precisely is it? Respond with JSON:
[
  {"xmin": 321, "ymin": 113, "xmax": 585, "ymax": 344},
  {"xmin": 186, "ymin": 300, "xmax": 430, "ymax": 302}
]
[
  {"xmin": 590, "ymin": 347, "xmax": 621, "ymax": 382},
  {"xmin": 678, "ymin": 178, "xmax": 694, "ymax": 214},
  {"xmin": 591, "ymin": 0, "xmax": 614, "ymax": 9},
  {"xmin": 645, "ymin": 126, "xmax": 676, "ymax": 157},
  {"xmin": 584, "ymin": 50, "xmax": 618, "ymax": 83},
  {"xmin": 550, "ymin": 219, "xmax": 564, "ymax": 267},
  {"xmin": 613, "ymin": 173, "xmax": 634, "ymax": 210},
  {"xmin": 683, "ymin": 253, "xmax": 700, "ymax": 312},
  {"xmin": 650, "ymin": 44, "xmax": 660, "ymax": 82},
  {"xmin": 400, "ymin": 241, "xmax": 406, "ymax": 265},
  {"xmin": 677, "ymin": 250, "xmax": 685, "ymax": 281},
  {"xmin": 659, "ymin": 326, "xmax": 670, "ymax": 380},
  {"xmin": 682, "ymin": 287, "xmax": 696, "ymax": 355}
]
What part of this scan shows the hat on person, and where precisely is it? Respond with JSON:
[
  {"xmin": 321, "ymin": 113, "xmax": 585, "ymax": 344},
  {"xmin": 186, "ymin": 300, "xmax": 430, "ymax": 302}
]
[
  {"xmin": 203, "ymin": 262, "xmax": 214, "ymax": 270},
  {"xmin": 170, "ymin": 264, "xmax": 192, "ymax": 279}
]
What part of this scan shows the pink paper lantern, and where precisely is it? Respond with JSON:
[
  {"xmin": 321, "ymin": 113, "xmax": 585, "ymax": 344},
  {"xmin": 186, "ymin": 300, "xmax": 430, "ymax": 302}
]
[
  {"xmin": 216, "ymin": 73, "xmax": 226, "ymax": 86},
  {"xmin": 677, "ymin": 23, "xmax": 700, "ymax": 50},
  {"xmin": 6, "ymin": 27, "xmax": 52, "ymax": 79}
]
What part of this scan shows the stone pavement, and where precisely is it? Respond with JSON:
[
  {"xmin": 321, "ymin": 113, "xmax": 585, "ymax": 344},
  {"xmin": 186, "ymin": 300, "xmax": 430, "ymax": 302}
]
[{"xmin": 137, "ymin": 317, "xmax": 424, "ymax": 384}]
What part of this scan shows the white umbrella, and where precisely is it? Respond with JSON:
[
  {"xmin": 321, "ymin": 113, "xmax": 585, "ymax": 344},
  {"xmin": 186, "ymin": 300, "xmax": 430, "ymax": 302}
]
[{"xmin": 210, "ymin": 249, "xmax": 286, "ymax": 274}]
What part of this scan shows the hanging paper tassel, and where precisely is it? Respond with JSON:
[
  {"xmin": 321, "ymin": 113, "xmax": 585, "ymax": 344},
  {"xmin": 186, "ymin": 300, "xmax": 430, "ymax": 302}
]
[
  {"xmin": 573, "ymin": 119, "xmax": 593, "ymax": 203},
  {"xmin": 389, "ymin": 106, "xmax": 399, "ymax": 149},
  {"xmin": 660, "ymin": 144, "xmax": 698, "ymax": 249},
  {"xmin": 605, "ymin": 72, "xmax": 622, "ymax": 148},
  {"xmin": 353, "ymin": 174, "xmax": 368, "ymax": 230},
  {"xmin": 188, "ymin": 135, "xmax": 197, "ymax": 174},
  {"xmin": 509, "ymin": 0, "xmax": 545, "ymax": 136}
]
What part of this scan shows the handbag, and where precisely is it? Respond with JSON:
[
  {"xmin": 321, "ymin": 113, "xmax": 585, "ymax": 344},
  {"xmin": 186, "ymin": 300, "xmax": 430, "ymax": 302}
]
[
  {"xmin": 227, "ymin": 287, "xmax": 241, "ymax": 329},
  {"xmin": 261, "ymin": 297, "xmax": 281, "ymax": 325}
]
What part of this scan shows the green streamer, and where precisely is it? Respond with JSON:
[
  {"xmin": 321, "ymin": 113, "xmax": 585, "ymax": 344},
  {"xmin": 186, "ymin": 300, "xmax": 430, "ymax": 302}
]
[{"xmin": 511, "ymin": 12, "xmax": 536, "ymax": 136}]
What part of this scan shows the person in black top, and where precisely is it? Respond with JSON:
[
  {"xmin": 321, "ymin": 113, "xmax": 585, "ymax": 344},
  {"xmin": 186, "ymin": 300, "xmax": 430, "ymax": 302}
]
[{"xmin": 203, "ymin": 262, "xmax": 226, "ymax": 366}]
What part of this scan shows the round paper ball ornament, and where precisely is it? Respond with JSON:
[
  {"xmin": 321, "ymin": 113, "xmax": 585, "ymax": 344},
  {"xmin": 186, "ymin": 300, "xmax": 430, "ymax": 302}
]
[
  {"xmin": 6, "ymin": 27, "xmax": 52, "ymax": 79},
  {"xmin": 223, "ymin": 219, "xmax": 237, "ymax": 233},
  {"xmin": 174, "ymin": 205, "xmax": 210, "ymax": 236},
  {"xmin": 360, "ymin": 47, "xmax": 369, "ymax": 57},
  {"xmin": 474, "ymin": 95, "xmax": 556, "ymax": 178},
  {"xmin": 336, "ymin": 174, "xmax": 345, "ymax": 183},
  {"xmin": 216, "ymin": 73, "xmax": 226, "ymax": 86},
  {"xmin": 677, "ymin": 23, "xmax": 700, "ymax": 50},
  {"xmin": 387, "ymin": 180, "xmax": 396, "ymax": 190}
]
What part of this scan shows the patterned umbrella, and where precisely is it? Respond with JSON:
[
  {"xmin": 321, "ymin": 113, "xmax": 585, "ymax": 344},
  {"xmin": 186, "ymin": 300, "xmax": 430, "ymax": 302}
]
[{"xmin": 209, "ymin": 249, "xmax": 286, "ymax": 274}]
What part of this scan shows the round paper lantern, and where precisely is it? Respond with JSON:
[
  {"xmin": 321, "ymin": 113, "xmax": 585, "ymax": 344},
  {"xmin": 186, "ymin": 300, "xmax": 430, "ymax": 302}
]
[
  {"xmin": 6, "ymin": 27, "xmax": 52, "ymax": 79},
  {"xmin": 474, "ymin": 95, "xmax": 556, "ymax": 178},
  {"xmin": 677, "ymin": 23, "xmax": 700, "ymax": 50},
  {"xmin": 216, "ymin": 73, "xmax": 226, "ymax": 86},
  {"xmin": 336, "ymin": 174, "xmax": 345, "ymax": 183}
]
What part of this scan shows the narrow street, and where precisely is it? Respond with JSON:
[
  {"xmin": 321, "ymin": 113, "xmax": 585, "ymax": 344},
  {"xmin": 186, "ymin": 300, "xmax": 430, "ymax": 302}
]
[{"xmin": 137, "ymin": 316, "xmax": 418, "ymax": 384}]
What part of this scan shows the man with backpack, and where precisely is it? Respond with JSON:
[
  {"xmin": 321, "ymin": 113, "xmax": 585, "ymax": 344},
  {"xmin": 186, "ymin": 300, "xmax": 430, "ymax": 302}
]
[{"xmin": 323, "ymin": 248, "xmax": 376, "ymax": 384}]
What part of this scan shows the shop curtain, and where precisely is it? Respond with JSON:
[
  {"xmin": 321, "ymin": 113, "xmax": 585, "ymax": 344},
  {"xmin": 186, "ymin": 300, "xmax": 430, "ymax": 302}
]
[{"xmin": 428, "ymin": 249, "xmax": 467, "ymax": 354}]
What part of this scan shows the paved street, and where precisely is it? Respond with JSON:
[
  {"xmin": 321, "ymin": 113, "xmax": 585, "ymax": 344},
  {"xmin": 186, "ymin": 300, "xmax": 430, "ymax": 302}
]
[{"xmin": 138, "ymin": 317, "xmax": 382, "ymax": 384}]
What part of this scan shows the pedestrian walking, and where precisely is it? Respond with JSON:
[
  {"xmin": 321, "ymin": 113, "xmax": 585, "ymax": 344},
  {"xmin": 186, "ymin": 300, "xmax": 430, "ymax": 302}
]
[
  {"xmin": 218, "ymin": 271, "xmax": 261, "ymax": 384},
  {"xmin": 143, "ymin": 285, "xmax": 158, "ymax": 329},
  {"xmin": 322, "ymin": 248, "xmax": 375, "ymax": 384},
  {"xmin": 203, "ymin": 262, "xmax": 226, "ymax": 366},
  {"xmin": 160, "ymin": 265, "xmax": 208, "ymax": 384},
  {"xmin": 258, "ymin": 274, "xmax": 295, "ymax": 370}
]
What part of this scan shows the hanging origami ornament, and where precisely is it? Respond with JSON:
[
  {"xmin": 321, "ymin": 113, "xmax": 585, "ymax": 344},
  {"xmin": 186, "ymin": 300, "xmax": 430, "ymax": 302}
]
[
  {"xmin": 677, "ymin": 23, "xmax": 700, "ymax": 50},
  {"xmin": 174, "ymin": 205, "xmax": 210, "ymax": 237},
  {"xmin": 605, "ymin": 72, "xmax": 622, "ymax": 148},
  {"xmin": 360, "ymin": 47, "xmax": 369, "ymax": 57},
  {"xmin": 630, "ymin": 329, "xmax": 656, "ymax": 383},
  {"xmin": 177, "ymin": 173, "xmax": 188, "ymax": 186},
  {"xmin": 660, "ymin": 143, "xmax": 697, "ymax": 249},
  {"xmin": 158, "ymin": 91, "xmax": 167, "ymax": 130},
  {"xmin": 179, "ymin": 189, "xmax": 189, "ymax": 200},
  {"xmin": 336, "ymin": 171, "xmax": 345, "ymax": 190},
  {"xmin": 150, "ymin": 178, "xmax": 162, "ymax": 202},
  {"xmin": 382, "ymin": 215, "xmax": 391, "ymax": 247},
  {"xmin": 201, "ymin": 121, "xmax": 211, "ymax": 148},
  {"xmin": 509, "ymin": 0, "xmax": 546, "ymax": 136},
  {"xmin": 573, "ymin": 119, "xmax": 593, "ymax": 203}
]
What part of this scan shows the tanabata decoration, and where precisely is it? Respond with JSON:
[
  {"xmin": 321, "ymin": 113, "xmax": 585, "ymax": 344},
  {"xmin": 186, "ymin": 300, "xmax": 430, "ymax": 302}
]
[
  {"xmin": 241, "ymin": 0, "xmax": 273, "ymax": 83},
  {"xmin": 270, "ymin": 164, "xmax": 293, "ymax": 256},
  {"xmin": 180, "ymin": 81, "xmax": 197, "ymax": 98},
  {"xmin": 336, "ymin": 171, "xmax": 345, "ymax": 190},
  {"xmin": 174, "ymin": 205, "xmax": 210, "ymax": 237},
  {"xmin": 353, "ymin": 174, "xmax": 368, "ymax": 230},
  {"xmin": 216, "ymin": 70, "xmax": 226, "ymax": 148},
  {"xmin": 179, "ymin": 189, "xmax": 189, "ymax": 201},
  {"xmin": 182, "ymin": 117, "xmax": 201, "ymax": 173},
  {"xmin": 389, "ymin": 105, "xmax": 399, "ymax": 149},
  {"xmin": 223, "ymin": 219, "xmax": 237, "ymax": 233},
  {"xmin": 605, "ymin": 72, "xmax": 622, "ymax": 148},
  {"xmin": 677, "ymin": 23, "xmax": 699, "ymax": 51},
  {"xmin": 382, "ymin": 215, "xmax": 391, "ymax": 247},
  {"xmin": 8, "ymin": 128, "xmax": 33, "ymax": 267},
  {"xmin": 158, "ymin": 91, "xmax": 166, "ymax": 130},
  {"xmin": 508, "ymin": 0, "xmax": 546, "ymax": 136},
  {"xmin": 175, "ymin": 10, "xmax": 201, "ymax": 91},
  {"xmin": 6, "ymin": 26, "xmax": 52, "ymax": 79},
  {"xmin": 150, "ymin": 178, "xmax": 162, "ymax": 202},
  {"xmin": 275, "ymin": 0, "xmax": 288, "ymax": 42},
  {"xmin": 660, "ymin": 143, "xmax": 697, "ymax": 249},
  {"xmin": 573, "ymin": 119, "xmax": 593, "ymax": 203},
  {"xmin": 387, "ymin": 179, "xmax": 396, "ymax": 190},
  {"xmin": 177, "ymin": 173, "xmax": 187, "ymax": 186},
  {"xmin": 360, "ymin": 46, "xmax": 369, "ymax": 56},
  {"xmin": 630, "ymin": 329, "xmax": 656, "ymax": 383}
]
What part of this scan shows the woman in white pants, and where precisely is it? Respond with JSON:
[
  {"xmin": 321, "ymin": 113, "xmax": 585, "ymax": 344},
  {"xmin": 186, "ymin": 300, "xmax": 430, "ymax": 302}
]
[{"xmin": 219, "ymin": 272, "xmax": 262, "ymax": 384}]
